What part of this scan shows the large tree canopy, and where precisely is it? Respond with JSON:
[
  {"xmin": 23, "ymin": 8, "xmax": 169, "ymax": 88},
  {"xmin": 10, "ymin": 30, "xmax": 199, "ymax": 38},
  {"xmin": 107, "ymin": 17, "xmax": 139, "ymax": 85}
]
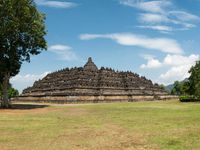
[
  {"xmin": 188, "ymin": 61, "xmax": 200, "ymax": 97},
  {"xmin": 0, "ymin": 0, "xmax": 47, "ymax": 108}
]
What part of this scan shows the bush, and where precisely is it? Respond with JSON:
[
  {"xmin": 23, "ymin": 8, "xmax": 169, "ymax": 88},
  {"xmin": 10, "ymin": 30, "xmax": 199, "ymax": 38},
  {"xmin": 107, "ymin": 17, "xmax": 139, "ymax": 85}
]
[
  {"xmin": 8, "ymin": 88, "xmax": 19, "ymax": 98},
  {"xmin": 179, "ymin": 95, "xmax": 200, "ymax": 102},
  {"xmin": 0, "ymin": 87, "xmax": 19, "ymax": 99}
]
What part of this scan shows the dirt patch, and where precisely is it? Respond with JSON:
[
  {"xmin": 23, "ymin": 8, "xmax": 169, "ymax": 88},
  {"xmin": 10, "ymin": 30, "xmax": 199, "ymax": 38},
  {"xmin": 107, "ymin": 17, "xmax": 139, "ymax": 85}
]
[
  {"xmin": 50, "ymin": 124, "xmax": 155, "ymax": 150},
  {"xmin": 0, "ymin": 104, "xmax": 89, "ymax": 116},
  {"xmin": 65, "ymin": 107, "xmax": 89, "ymax": 116},
  {"xmin": 0, "ymin": 104, "xmax": 58, "ymax": 116}
]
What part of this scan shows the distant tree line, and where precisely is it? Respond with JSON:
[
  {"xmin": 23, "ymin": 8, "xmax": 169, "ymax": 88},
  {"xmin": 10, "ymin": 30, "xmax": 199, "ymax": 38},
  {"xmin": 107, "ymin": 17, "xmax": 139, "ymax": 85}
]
[{"xmin": 170, "ymin": 80, "xmax": 189, "ymax": 95}]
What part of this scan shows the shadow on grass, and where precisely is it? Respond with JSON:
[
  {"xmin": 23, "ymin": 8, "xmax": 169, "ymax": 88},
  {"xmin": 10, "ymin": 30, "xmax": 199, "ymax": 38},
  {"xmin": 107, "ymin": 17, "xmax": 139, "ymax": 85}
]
[{"xmin": 9, "ymin": 104, "xmax": 49, "ymax": 110}]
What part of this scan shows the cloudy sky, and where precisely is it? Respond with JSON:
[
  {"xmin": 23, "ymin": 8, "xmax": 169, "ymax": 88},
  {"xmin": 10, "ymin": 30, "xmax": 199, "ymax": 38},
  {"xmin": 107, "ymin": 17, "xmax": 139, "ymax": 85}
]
[{"xmin": 11, "ymin": 0, "xmax": 200, "ymax": 92}]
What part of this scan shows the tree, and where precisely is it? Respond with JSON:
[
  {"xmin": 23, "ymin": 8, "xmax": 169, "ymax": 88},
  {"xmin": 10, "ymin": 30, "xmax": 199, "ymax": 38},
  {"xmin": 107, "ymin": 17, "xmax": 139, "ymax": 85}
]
[
  {"xmin": 171, "ymin": 81, "xmax": 189, "ymax": 95},
  {"xmin": 0, "ymin": 83, "xmax": 2, "ymax": 100},
  {"xmin": 188, "ymin": 61, "xmax": 200, "ymax": 97},
  {"xmin": 8, "ymin": 87, "xmax": 19, "ymax": 99},
  {"xmin": 171, "ymin": 81, "xmax": 180, "ymax": 95},
  {"xmin": 159, "ymin": 84, "xmax": 166, "ymax": 91},
  {"xmin": 0, "ymin": 83, "xmax": 19, "ymax": 100},
  {"xmin": 0, "ymin": 0, "xmax": 47, "ymax": 108}
]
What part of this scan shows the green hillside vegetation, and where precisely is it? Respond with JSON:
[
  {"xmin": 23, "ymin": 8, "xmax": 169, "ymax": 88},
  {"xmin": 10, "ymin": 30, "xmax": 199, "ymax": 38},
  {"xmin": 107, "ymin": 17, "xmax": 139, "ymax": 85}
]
[{"xmin": 164, "ymin": 84, "xmax": 174, "ymax": 93}]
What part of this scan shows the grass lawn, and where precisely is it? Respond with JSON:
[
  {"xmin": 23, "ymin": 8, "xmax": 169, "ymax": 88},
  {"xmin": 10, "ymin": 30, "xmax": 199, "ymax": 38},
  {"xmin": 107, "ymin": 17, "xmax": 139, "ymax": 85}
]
[{"xmin": 0, "ymin": 100, "xmax": 200, "ymax": 150}]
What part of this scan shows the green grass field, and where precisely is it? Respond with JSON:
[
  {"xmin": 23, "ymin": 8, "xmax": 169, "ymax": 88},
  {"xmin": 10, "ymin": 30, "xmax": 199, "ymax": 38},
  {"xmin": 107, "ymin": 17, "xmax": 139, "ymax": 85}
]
[{"xmin": 0, "ymin": 100, "xmax": 200, "ymax": 150}]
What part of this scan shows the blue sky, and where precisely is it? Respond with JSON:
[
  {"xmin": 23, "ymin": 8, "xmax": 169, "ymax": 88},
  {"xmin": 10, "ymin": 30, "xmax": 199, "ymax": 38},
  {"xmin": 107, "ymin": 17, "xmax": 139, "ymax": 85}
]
[{"xmin": 11, "ymin": 0, "xmax": 200, "ymax": 92}]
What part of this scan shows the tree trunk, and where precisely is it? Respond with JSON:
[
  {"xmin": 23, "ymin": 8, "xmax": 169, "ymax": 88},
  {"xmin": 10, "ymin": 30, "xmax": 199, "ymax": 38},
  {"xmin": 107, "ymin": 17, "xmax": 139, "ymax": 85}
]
[{"xmin": 1, "ymin": 72, "xmax": 11, "ymax": 108}]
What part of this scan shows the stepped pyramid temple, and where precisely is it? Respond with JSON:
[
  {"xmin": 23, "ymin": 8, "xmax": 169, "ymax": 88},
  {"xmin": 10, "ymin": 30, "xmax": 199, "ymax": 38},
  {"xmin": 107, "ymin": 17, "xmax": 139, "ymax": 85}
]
[{"xmin": 18, "ymin": 57, "xmax": 174, "ymax": 103}]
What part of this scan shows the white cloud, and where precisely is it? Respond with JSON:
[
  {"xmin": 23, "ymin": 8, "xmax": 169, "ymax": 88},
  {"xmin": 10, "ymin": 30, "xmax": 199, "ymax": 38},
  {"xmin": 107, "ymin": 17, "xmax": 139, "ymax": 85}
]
[
  {"xmin": 143, "ymin": 54, "xmax": 199, "ymax": 84},
  {"xmin": 140, "ymin": 54, "xmax": 199, "ymax": 84},
  {"xmin": 163, "ymin": 54, "xmax": 199, "ymax": 66},
  {"xmin": 159, "ymin": 54, "xmax": 199, "ymax": 84},
  {"xmin": 79, "ymin": 34, "xmax": 105, "ymax": 40},
  {"xmin": 120, "ymin": 0, "xmax": 171, "ymax": 14},
  {"xmin": 11, "ymin": 72, "xmax": 50, "ymax": 93},
  {"xmin": 139, "ymin": 13, "xmax": 197, "ymax": 30},
  {"xmin": 139, "ymin": 13, "xmax": 169, "ymax": 24},
  {"xmin": 11, "ymin": 72, "xmax": 50, "ymax": 83},
  {"xmin": 138, "ymin": 25, "xmax": 172, "ymax": 32},
  {"xmin": 35, "ymin": 0, "xmax": 77, "ymax": 8},
  {"xmin": 169, "ymin": 11, "xmax": 200, "ymax": 22},
  {"xmin": 120, "ymin": 0, "xmax": 200, "ymax": 32},
  {"xmin": 159, "ymin": 65, "xmax": 192, "ymax": 85},
  {"xmin": 49, "ymin": 44, "xmax": 78, "ymax": 61},
  {"xmin": 140, "ymin": 55, "xmax": 162, "ymax": 69},
  {"xmin": 80, "ymin": 33, "xmax": 183, "ymax": 54}
]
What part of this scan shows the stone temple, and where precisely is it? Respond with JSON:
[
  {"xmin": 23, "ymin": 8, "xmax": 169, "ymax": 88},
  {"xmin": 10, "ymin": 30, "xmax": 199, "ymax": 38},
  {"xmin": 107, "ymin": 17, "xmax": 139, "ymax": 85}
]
[{"xmin": 18, "ymin": 57, "xmax": 173, "ymax": 103}]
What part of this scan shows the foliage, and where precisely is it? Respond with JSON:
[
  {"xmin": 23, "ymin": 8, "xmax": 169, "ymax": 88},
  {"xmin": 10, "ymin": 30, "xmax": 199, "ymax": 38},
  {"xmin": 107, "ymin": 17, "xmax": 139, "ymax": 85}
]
[
  {"xmin": 0, "ymin": 84, "xmax": 2, "ymax": 98},
  {"xmin": 8, "ymin": 87, "xmax": 19, "ymax": 98},
  {"xmin": 171, "ymin": 81, "xmax": 189, "ymax": 95},
  {"xmin": 179, "ymin": 95, "xmax": 200, "ymax": 102},
  {"xmin": 0, "ymin": 73, "xmax": 3, "ymax": 84},
  {"xmin": 188, "ymin": 61, "xmax": 200, "ymax": 97},
  {"xmin": 159, "ymin": 84, "xmax": 165, "ymax": 90},
  {"xmin": 0, "ymin": 0, "xmax": 46, "ymax": 107},
  {"xmin": 0, "ymin": 84, "xmax": 19, "ymax": 99},
  {"xmin": 171, "ymin": 61, "xmax": 200, "ymax": 102},
  {"xmin": 0, "ymin": 0, "xmax": 47, "ymax": 76}
]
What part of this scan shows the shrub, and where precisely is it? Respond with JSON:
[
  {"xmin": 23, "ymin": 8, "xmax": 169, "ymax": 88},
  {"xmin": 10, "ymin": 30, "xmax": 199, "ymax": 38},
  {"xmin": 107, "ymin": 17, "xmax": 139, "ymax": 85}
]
[{"xmin": 179, "ymin": 95, "xmax": 200, "ymax": 102}]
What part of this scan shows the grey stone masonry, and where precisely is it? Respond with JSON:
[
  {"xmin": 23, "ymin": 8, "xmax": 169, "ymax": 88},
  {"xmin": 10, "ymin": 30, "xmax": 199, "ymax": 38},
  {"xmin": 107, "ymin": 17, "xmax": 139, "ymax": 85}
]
[{"xmin": 20, "ymin": 57, "xmax": 170, "ymax": 101}]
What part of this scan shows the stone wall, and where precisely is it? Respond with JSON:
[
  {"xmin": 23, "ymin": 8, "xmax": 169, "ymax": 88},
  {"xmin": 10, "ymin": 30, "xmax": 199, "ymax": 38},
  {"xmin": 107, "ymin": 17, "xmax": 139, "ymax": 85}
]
[
  {"xmin": 19, "ymin": 57, "xmax": 172, "ymax": 103},
  {"xmin": 15, "ymin": 95, "xmax": 178, "ymax": 104}
]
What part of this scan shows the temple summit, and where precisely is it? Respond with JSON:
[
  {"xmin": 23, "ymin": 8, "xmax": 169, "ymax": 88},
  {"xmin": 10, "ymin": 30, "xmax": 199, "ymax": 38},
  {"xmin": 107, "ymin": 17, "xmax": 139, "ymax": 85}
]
[{"xmin": 17, "ymin": 57, "xmax": 174, "ymax": 103}]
